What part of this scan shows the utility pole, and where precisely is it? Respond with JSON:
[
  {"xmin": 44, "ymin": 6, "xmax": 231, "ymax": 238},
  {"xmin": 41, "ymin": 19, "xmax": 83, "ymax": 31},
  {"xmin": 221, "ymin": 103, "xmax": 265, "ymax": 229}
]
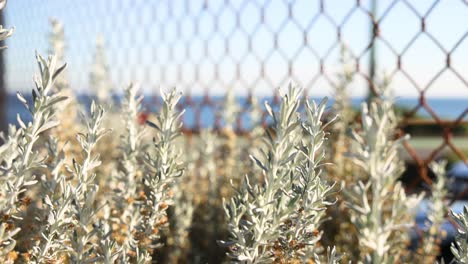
[{"xmin": 367, "ymin": 0, "xmax": 377, "ymax": 102}]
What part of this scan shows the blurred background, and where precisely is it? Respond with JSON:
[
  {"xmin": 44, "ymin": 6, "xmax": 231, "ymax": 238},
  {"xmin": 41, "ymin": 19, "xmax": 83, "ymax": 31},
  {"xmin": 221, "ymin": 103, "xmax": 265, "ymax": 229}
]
[
  {"xmin": 0, "ymin": 1, "xmax": 467, "ymax": 189},
  {"xmin": 0, "ymin": 1, "xmax": 467, "ymax": 261}
]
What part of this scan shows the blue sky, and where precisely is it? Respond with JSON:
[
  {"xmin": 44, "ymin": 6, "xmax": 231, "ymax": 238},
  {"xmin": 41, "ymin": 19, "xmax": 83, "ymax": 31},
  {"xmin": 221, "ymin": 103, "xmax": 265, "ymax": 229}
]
[{"xmin": 4, "ymin": 0, "xmax": 468, "ymax": 98}]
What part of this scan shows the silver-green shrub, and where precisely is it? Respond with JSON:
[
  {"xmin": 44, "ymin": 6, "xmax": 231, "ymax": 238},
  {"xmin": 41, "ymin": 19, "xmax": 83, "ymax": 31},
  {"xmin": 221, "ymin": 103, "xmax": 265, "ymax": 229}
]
[
  {"xmin": 222, "ymin": 86, "xmax": 302, "ymax": 263},
  {"xmin": 222, "ymin": 85, "xmax": 338, "ymax": 263},
  {"xmin": 31, "ymin": 137, "xmax": 71, "ymax": 263},
  {"xmin": 346, "ymin": 86, "xmax": 423, "ymax": 263},
  {"xmin": 111, "ymin": 83, "xmax": 147, "ymax": 262},
  {"xmin": 450, "ymin": 206, "xmax": 468, "ymax": 263},
  {"xmin": 0, "ymin": 26, "xmax": 12, "ymax": 47},
  {"xmin": 417, "ymin": 161, "xmax": 449, "ymax": 261},
  {"xmin": 48, "ymin": 18, "xmax": 69, "ymax": 93},
  {"xmin": 322, "ymin": 44, "xmax": 360, "ymax": 262},
  {"xmin": 67, "ymin": 101, "xmax": 110, "ymax": 263},
  {"xmin": 331, "ymin": 44, "xmax": 354, "ymax": 179},
  {"xmin": 0, "ymin": 54, "xmax": 66, "ymax": 261},
  {"xmin": 0, "ymin": 0, "xmax": 14, "ymax": 48},
  {"xmin": 90, "ymin": 35, "xmax": 113, "ymax": 105},
  {"xmin": 138, "ymin": 88, "xmax": 184, "ymax": 258},
  {"xmin": 32, "ymin": 100, "xmax": 111, "ymax": 263},
  {"xmin": 221, "ymin": 88, "xmax": 240, "ymax": 130},
  {"xmin": 167, "ymin": 164, "xmax": 195, "ymax": 263}
]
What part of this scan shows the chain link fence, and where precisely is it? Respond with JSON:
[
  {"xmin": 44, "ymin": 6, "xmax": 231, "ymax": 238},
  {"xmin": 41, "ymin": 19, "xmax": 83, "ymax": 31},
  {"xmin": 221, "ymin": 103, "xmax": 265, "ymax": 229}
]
[{"xmin": 3, "ymin": 0, "xmax": 468, "ymax": 185}]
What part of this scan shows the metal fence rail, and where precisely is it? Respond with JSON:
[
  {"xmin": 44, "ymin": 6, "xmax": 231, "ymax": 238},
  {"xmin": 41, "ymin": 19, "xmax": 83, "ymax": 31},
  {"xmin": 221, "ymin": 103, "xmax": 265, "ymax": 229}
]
[{"xmin": 4, "ymin": 0, "xmax": 468, "ymax": 184}]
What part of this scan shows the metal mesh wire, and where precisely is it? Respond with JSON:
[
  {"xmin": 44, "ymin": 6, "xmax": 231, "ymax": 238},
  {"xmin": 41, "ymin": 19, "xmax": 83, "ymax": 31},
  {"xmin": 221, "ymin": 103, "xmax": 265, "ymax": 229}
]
[{"xmin": 4, "ymin": 0, "xmax": 468, "ymax": 184}]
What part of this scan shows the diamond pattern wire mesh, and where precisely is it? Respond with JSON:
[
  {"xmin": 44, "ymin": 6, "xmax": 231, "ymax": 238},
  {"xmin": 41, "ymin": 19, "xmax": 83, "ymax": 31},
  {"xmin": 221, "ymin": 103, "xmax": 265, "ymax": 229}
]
[{"xmin": 4, "ymin": 0, "xmax": 468, "ymax": 186}]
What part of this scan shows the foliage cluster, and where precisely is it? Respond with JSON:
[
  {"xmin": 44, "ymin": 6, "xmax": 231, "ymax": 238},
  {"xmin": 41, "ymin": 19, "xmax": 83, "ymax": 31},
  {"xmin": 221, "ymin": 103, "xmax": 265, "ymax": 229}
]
[{"xmin": 0, "ymin": 7, "xmax": 466, "ymax": 264}]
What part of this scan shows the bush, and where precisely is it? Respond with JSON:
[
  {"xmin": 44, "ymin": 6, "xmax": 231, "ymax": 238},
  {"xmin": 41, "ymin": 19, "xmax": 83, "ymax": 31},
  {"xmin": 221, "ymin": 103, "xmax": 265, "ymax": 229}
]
[{"xmin": 0, "ymin": 9, "xmax": 465, "ymax": 264}]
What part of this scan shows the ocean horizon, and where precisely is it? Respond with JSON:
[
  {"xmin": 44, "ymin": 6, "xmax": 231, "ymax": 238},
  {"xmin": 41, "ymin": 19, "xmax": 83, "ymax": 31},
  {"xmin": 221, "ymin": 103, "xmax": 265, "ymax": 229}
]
[{"xmin": 5, "ymin": 93, "xmax": 467, "ymax": 130}]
